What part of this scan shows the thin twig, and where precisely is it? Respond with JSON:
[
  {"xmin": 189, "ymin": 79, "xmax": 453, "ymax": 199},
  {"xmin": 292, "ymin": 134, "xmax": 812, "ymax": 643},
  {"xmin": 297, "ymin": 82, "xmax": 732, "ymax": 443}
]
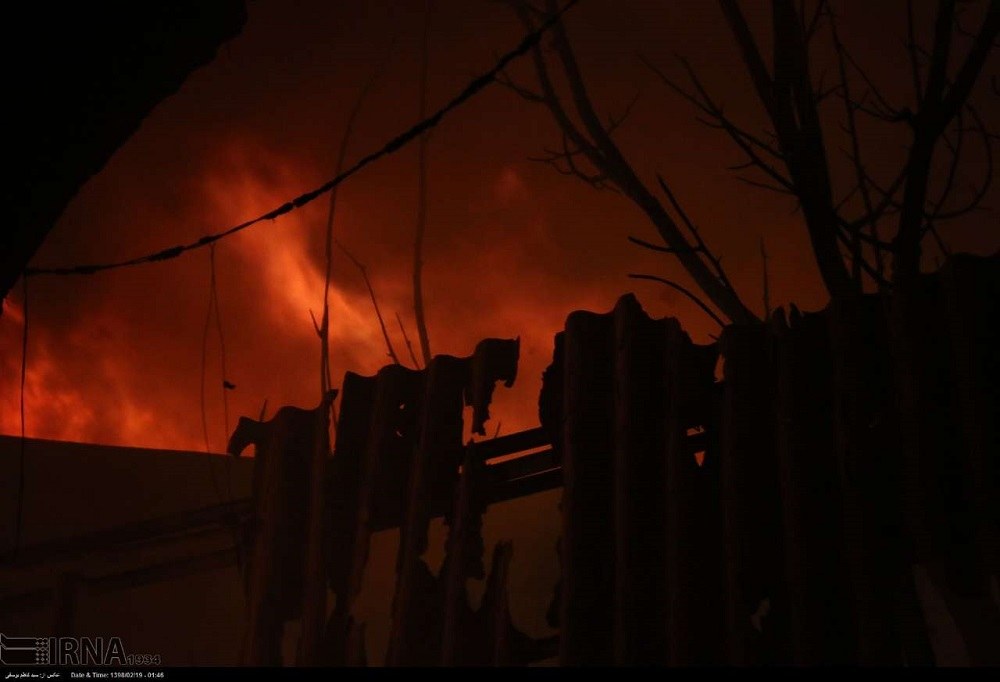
[
  {"xmin": 627, "ymin": 235, "xmax": 699, "ymax": 254},
  {"xmin": 396, "ymin": 311, "xmax": 421, "ymax": 369},
  {"xmin": 320, "ymin": 32, "xmax": 396, "ymax": 397},
  {"xmin": 200, "ymin": 253, "xmax": 217, "ymax": 456},
  {"xmin": 336, "ymin": 239, "xmax": 401, "ymax": 365},
  {"xmin": 655, "ymin": 174, "xmax": 738, "ymax": 294},
  {"xmin": 832, "ymin": 13, "xmax": 882, "ymax": 282},
  {"xmin": 628, "ymin": 273, "xmax": 726, "ymax": 327},
  {"xmin": 504, "ymin": 0, "xmax": 757, "ymax": 323},
  {"xmin": 210, "ymin": 247, "xmax": 231, "ymax": 445},
  {"xmin": 760, "ymin": 237, "xmax": 771, "ymax": 318}
]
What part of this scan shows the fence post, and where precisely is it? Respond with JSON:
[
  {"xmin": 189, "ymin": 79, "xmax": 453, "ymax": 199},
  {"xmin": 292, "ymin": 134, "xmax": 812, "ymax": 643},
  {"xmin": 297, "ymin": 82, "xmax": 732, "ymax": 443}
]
[
  {"xmin": 718, "ymin": 323, "xmax": 786, "ymax": 664},
  {"xmin": 828, "ymin": 295, "xmax": 908, "ymax": 664},
  {"xmin": 773, "ymin": 308, "xmax": 853, "ymax": 664},
  {"xmin": 322, "ymin": 372, "xmax": 376, "ymax": 664},
  {"xmin": 559, "ymin": 307, "xmax": 615, "ymax": 665},
  {"xmin": 942, "ymin": 255, "xmax": 1000, "ymax": 595},
  {"xmin": 935, "ymin": 255, "xmax": 1000, "ymax": 664},
  {"xmin": 440, "ymin": 444, "xmax": 489, "ymax": 666},
  {"xmin": 887, "ymin": 274, "xmax": 959, "ymax": 665},
  {"xmin": 231, "ymin": 398, "xmax": 329, "ymax": 666},
  {"xmin": 482, "ymin": 540, "xmax": 514, "ymax": 665},
  {"xmin": 386, "ymin": 356, "xmax": 466, "ymax": 666},
  {"xmin": 338, "ymin": 365, "xmax": 423, "ymax": 664},
  {"xmin": 612, "ymin": 295, "xmax": 668, "ymax": 664},
  {"xmin": 296, "ymin": 390, "xmax": 337, "ymax": 665},
  {"xmin": 663, "ymin": 321, "xmax": 723, "ymax": 664}
]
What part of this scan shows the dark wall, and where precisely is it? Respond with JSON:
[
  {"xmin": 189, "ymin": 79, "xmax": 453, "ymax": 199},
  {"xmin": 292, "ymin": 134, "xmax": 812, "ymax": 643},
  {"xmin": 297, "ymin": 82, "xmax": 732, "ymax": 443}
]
[{"xmin": 2, "ymin": 2, "xmax": 247, "ymax": 305}]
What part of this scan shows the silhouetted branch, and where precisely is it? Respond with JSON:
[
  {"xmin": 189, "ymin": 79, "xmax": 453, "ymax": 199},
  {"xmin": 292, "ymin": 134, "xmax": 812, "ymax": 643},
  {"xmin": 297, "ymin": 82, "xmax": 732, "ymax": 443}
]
[
  {"xmin": 200, "ymin": 245, "xmax": 231, "ymax": 459},
  {"xmin": 926, "ymin": 220, "xmax": 952, "ymax": 257},
  {"xmin": 639, "ymin": 53, "xmax": 784, "ymax": 161},
  {"xmin": 319, "ymin": 31, "xmax": 395, "ymax": 397},
  {"xmin": 502, "ymin": 0, "xmax": 758, "ymax": 323},
  {"xmin": 831, "ymin": 12, "xmax": 883, "ymax": 282},
  {"xmin": 760, "ymin": 237, "xmax": 771, "ymax": 318},
  {"xmin": 809, "ymin": 1, "xmax": 833, "ymax": 39},
  {"xmin": 628, "ymin": 274, "xmax": 725, "ymax": 327},
  {"xmin": 607, "ymin": 90, "xmax": 641, "ymax": 131},
  {"xmin": 839, "ymin": 47, "xmax": 912, "ymax": 124},
  {"xmin": 527, "ymin": 90, "xmax": 637, "ymax": 193},
  {"xmin": 627, "ymin": 235, "xmax": 698, "ymax": 254},
  {"xmin": 841, "ymin": 163, "xmax": 908, "ymax": 231},
  {"xmin": 529, "ymin": 132, "xmax": 619, "ymax": 192},
  {"xmin": 396, "ymin": 311, "xmax": 421, "ymax": 369},
  {"xmin": 935, "ymin": 1, "xmax": 999, "ymax": 133},
  {"xmin": 654, "ymin": 174, "xmax": 738, "ymax": 294},
  {"xmin": 736, "ymin": 176, "xmax": 796, "ymax": 195},
  {"xmin": 929, "ymin": 103, "xmax": 994, "ymax": 221},
  {"xmin": 893, "ymin": 0, "xmax": 999, "ymax": 279},
  {"xmin": 336, "ymin": 239, "xmax": 401, "ymax": 365},
  {"xmin": 832, "ymin": 229, "xmax": 892, "ymax": 287},
  {"xmin": 495, "ymin": 69, "xmax": 545, "ymax": 102},
  {"xmin": 931, "ymin": 107, "xmax": 967, "ymax": 220}
]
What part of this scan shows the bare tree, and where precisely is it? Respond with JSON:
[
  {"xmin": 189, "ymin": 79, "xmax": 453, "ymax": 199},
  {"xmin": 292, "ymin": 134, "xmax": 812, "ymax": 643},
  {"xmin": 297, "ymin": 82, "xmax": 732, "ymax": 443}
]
[
  {"xmin": 715, "ymin": 0, "xmax": 998, "ymax": 289},
  {"xmin": 500, "ymin": 0, "xmax": 999, "ymax": 312},
  {"xmin": 500, "ymin": 0, "xmax": 758, "ymax": 325}
]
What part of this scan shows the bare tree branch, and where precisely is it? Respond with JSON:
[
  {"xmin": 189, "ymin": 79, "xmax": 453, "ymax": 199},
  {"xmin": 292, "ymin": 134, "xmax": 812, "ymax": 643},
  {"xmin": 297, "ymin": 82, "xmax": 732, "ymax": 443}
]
[
  {"xmin": 318, "ymin": 30, "xmax": 395, "ymax": 396},
  {"xmin": 627, "ymin": 235, "xmax": 699, "ymax": 254},
  {"xmin": 719, "ymin": 0, "xmax": 855, "ymax": 296},
  {"xmin": 336, "ymin": 239, "xmax": 401, "ymax": 366},
  {"xmin": 500, "ymin": 0, "xmax": 758, "ymax": 323},
  {"xmin": 396, "ymin": 311, "xmax": 421, "ymax": 369},
  {"xmin": 929, "ymin": 102, "xmax": 995, "ymax": 221},
  {"xmin": 528, "ymin": 132, "xmax": 621, "ymax": 192},
  {"xmin": 495, "ymin": 68, "xmax": 545, "ymax": 102},
  {"xmin": 640, "ymin": 53, "xmax": 785, "ymax": 161},
  {"xmin": 760, "ymin": 237, "xmax": 771, "ymax": 318},
  {"xmin": 894, "ymin": 0, "xmax": 999, "ymax": 279},
  {"xmin": 628, "ymin": 273, "xmax": 726, "ymax": 327},
  {"xmin": 655, "ymin": 174, "xmax": 739, "ymax": 295},
  {"xmin": 831, "ymin": 11, "xmax": 884, "ymax": 283}
]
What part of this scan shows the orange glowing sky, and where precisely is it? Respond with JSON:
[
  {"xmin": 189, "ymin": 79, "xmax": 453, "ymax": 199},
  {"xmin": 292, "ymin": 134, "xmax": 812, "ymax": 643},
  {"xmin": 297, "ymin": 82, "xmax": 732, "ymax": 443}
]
[{"xmin": 2, "ymin": 0, "xmax": 997, "ymax": 451}]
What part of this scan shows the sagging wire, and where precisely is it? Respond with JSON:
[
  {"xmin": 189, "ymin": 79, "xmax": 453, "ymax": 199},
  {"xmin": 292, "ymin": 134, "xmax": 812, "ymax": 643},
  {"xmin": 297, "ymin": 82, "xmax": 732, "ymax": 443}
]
[{"xmin": 200, "ymin": 244, "xmax": 234, "ymax": 504}]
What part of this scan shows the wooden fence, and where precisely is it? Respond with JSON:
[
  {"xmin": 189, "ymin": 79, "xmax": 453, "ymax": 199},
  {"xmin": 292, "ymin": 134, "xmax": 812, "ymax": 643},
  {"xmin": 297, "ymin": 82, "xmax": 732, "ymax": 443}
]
[{"xmin": 235, "ymin": 253, "xmax": 998, "ymax": 666}]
